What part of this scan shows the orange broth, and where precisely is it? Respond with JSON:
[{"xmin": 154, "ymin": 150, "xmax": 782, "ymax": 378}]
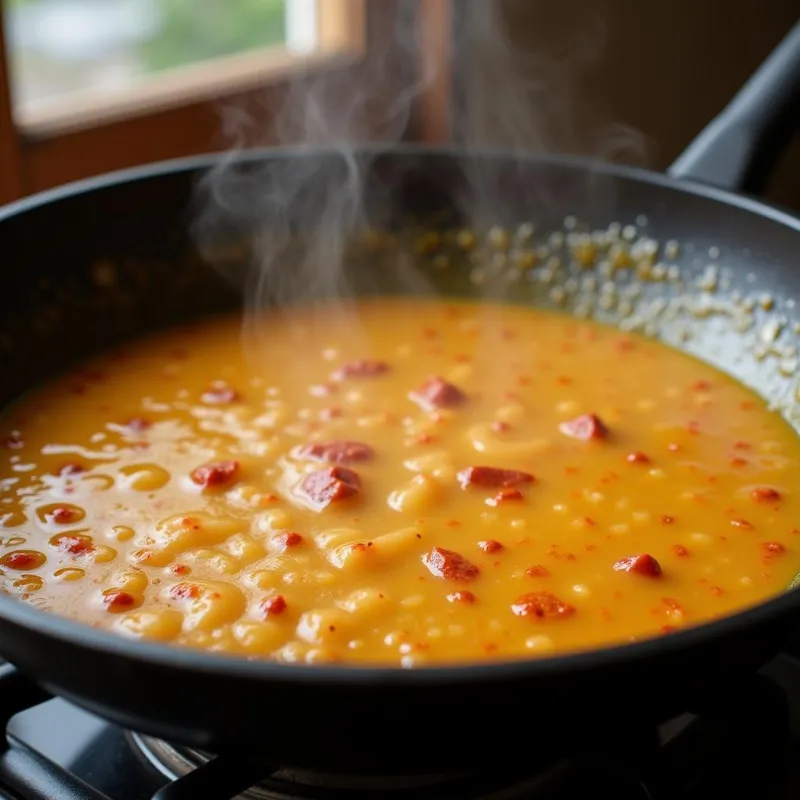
[{"xmin": 0, "ymin": 297, "xmax": 798, "ymax": 665}]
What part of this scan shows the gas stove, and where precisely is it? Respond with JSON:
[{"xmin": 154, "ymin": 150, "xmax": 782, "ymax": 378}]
[{"xmin": 2, "ymin": 654, "xmax": 800, "ymax": 800}]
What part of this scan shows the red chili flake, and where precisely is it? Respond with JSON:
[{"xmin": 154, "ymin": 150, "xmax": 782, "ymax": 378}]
[
  {"xmin": 558, "ymin": 414, "xmax": 608, "ymax": 441},
  {"xmin": 661, "ymin": 625, "xmax": 678, "ymax": 635},
  {"xmin": 410, "ymin": 376, "xmax": 467, "ymax": 411},
  {"xmin": 416, "ymin": 433, "xmax": 435, "ymax": 445},
  {"xmin": 660, "ymin": 515, "xmax": 675, "ymax": 525},
  {"xmin": 457, "ymin": 466, "xmax": 534, "ymax": 489},
  {"xmin": 740, "ymin": 401, "xmax": 755, "ymax": 411},
  {"xmin": 709, "ymin": 585, "xmax": 725, "ymax": 596},
  {"xmin": 517, "ymin": 376, "xmax": 531, "ymax": 387},
  {"xmin": 445, "ymin": 519, "xmax": 461, "ymax": 528},
  {"xmin": 4, "ymin": 434, "xmax": 23, "ymax": 450},
  {"xmin": 274, "ymin": 532, "xmax": 304, "ymax": 550},
  {"xmin": 447, "ymin": 590, "xmax": 476, "ymax": 604},
  {"xmin": 332, "ymin": 360, "xmax": 391, "ymax": 380},
  {"xmin": 692, "ymin": 380, "xmax": 712, "ymax": 391},
  {"xmin": 526, "ymin": 564, "xmax": 550, "ymax": 578},
  {"xmin": 626, "ymin": 451, "xmax": 650, "ymax": 465},
  {"xmin": 615, "ymin": 338, "xmax": 635, "ymax": 353},
  {"xmin": 298, "ymin": 467, "xmax": 361, "ymax": 510},
  {"xmin": 49, "ymin": 506, "xmax": 83, "ymax": 525},
  {"xmin": 52, "ymin": 535, "xmax": 93, "ymax": 556},
  {"xmin": 422, "ymin": 546, "xmax": 479, "ymax": 581},
  {"xmin": 613, "ymin": 554, "xmax": 662, "ymax": 577},
  {"xmin": 296, "ymin": 441, "xmax": 374, "ymax": 465},
  {"xmin": 191, "ymin": 460, "xmax": 240, "ymax": 489},
  {"xmin": 752, "ymin": 487, "xmax": 781, "ymax": 503},
  {"xmin": 57, "ymin": 462, "xmax": 85, "ymax": 476},
  {"xmin": 662, "ymin": 597, "xmax": 683, "ymax": 613},
  {"xmin": 171, "ymin": 564, "xmax": 190, "ymax": 576},
  {"xmin": 103, "ymin": 590, "xmax": 136, "ymax": 611},
  {"xmin": 261, "ymin": 594, "xmax": 287, "ymax": 617},
  {"xmin": 686, "ymin": 421, "xmax": 701, "ymax": 435},
  {"xmin": 556, "ymin": 375, "xmax": 572, "ymax": 386},
  {"xmin": 201, "ymin": 386, "xmax": 240, "ymax": 405},
  {"xmin": 320, "ymin": 406, "xmax": 342, "ymax": 420},
  {"xmin": 478, "ymin": 539, "xmax": 503, "ymax": 553},
  {"xmin": 490, "ymin": 420, "xmax": 511, "ymax": 433},
  {"xmin": 511, "ymin": 592, "xmax": 575, "ymax": 620},
  {"xmin": 486, "ymin": 488, "xmax": 524, "ymax": 506},
  {"xmin": 672, "ymin": 544, "xmax": 689, "ymax": 557},
  {"xmin": 125, "ymin": 418, "xmax": 151, "ymax": 432},
  {"xmin": 729, "ymin": 457, "xmax": 748, "ymax": 468},
  {"xmin": 733, "ymin": 441, "xmax": 751, "ymax": 450},
  {"xmin": 0, "ymin": 551, "xmax": 45, "ymax": 570},
  {"xmin": 546, "ymin": 545, "xmax": 577, "ymax": 561},
  {"xmin": 421, "ymin": 327, "xmax": 439, "ymax": 340},
  {"xmin": 730, "ymin": 518, "xmax": 753, "ymax": 530},
  {"xmin": 169, "ymin": 583, "xmax": 201, "ymax": 600}
]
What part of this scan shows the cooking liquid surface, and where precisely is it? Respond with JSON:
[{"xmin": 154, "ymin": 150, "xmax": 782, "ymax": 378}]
[{"xmin": 1, "ymin": 298, "xmax": 798, "ymax": 665}]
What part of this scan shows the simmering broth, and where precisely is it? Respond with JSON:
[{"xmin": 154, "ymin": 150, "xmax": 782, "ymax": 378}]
[{"xmin": 0, "ymin": 298, "xmax": 798, "ymax": 665}]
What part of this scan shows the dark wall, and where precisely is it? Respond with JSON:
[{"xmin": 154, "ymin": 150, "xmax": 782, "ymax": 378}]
[{"xmin": 466, "ymin": 0, "xmax": 799, "ymax": 209}]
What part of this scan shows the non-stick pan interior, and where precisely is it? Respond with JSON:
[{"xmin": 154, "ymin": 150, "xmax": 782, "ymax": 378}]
[{"xmin": 4, "ymin": 148, "xmax": 800, "ymax": 429}]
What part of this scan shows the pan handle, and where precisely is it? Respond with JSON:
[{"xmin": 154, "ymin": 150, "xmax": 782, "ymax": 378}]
[{"xmin": 668, "ymin": 20, "xmax": 800, "ymax": 195}]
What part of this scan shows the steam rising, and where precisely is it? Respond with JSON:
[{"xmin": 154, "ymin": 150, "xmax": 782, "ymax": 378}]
[{"xmin": 193, "ymin": 0, "xmax": 648, "ymax": 351}]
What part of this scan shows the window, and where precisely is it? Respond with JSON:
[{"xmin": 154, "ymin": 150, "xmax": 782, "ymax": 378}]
[{"xmin": 0, "ymin": 0, "xmax": 451, "ymax": 203}]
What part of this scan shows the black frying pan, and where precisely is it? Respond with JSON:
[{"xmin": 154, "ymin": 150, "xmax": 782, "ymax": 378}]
[{"xmin": 0, "ymin": 20, "xmax": 799, "ymax": 782}]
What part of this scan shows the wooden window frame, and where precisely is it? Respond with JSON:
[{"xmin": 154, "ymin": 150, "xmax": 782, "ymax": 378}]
[{"xmin": 0, "ymin": 0, "xmax": 452, "ymax": 199}]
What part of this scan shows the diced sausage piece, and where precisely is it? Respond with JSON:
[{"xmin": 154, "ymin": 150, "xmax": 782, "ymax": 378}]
[
  {"xmin": 296, "ymin": 441, "xmax": 375, "ymax": 465},
  {"xmin": 526, "ymin": 564, "xmax": 550, "ymax": 577},
  {"xmin": 410, "ymin": 377, "xmax": 467, "ymax": 411},
  {"xmin": 457, "ymin": 466, "xmax": 534, "ymax": 490},
  {"xmin": 751, "ymin": 487, "xmax": 781, "ymax": 503},
  {"xmin": 487, "ymin": 488, "xmax": 524, "ymax": 505},
  {"xmin": 191, "ymin": 460, "xmax": 240, "ymax": 489},
  {"xmin": 613, "ymin": 554, "xmax": 662, "ymax": 577},
  {"xmin": 763, "ymin": 542, "xmax": 786, "ymax": 562},
  {"xmin": 558, "ymin": 414, "xmax": 608, "ymax": 441},
  {"xmin": 332, "ymin": 360, "xmax": 391, "ymax": 380},
  {"xmin": 422, "ymin": 546, "xmax": 480, "ymax": 581},
  {"xmin": 298, "ymin": 467, "xmax": 361, "ymax": 510},
  {"xmin": 511, "ymin": 592, "xmax": 575, "ymax": 619}
]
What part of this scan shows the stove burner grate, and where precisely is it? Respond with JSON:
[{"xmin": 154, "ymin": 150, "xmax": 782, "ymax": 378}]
[{"xmin": 128, "ymin": 733, "xmax": 572, "ymax": 800}]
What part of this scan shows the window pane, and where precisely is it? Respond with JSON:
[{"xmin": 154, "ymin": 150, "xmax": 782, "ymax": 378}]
[{"xmin": 4, "ymin": 0, "xmax": 316, "ymax": 107}]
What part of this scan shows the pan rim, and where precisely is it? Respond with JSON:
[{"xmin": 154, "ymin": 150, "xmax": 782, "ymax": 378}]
[
  {"xmin": 2, "ymin": 142, "xmax": 800, "ymax": 687},
  {"xmin": 2, "ymin": 143, "xmax": 800, "ymax": 235}
]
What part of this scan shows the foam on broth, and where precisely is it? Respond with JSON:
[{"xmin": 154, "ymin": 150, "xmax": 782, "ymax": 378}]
[{"xmin": 0, "ymin": 297, "xmax": 798, "ymax": 665}]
